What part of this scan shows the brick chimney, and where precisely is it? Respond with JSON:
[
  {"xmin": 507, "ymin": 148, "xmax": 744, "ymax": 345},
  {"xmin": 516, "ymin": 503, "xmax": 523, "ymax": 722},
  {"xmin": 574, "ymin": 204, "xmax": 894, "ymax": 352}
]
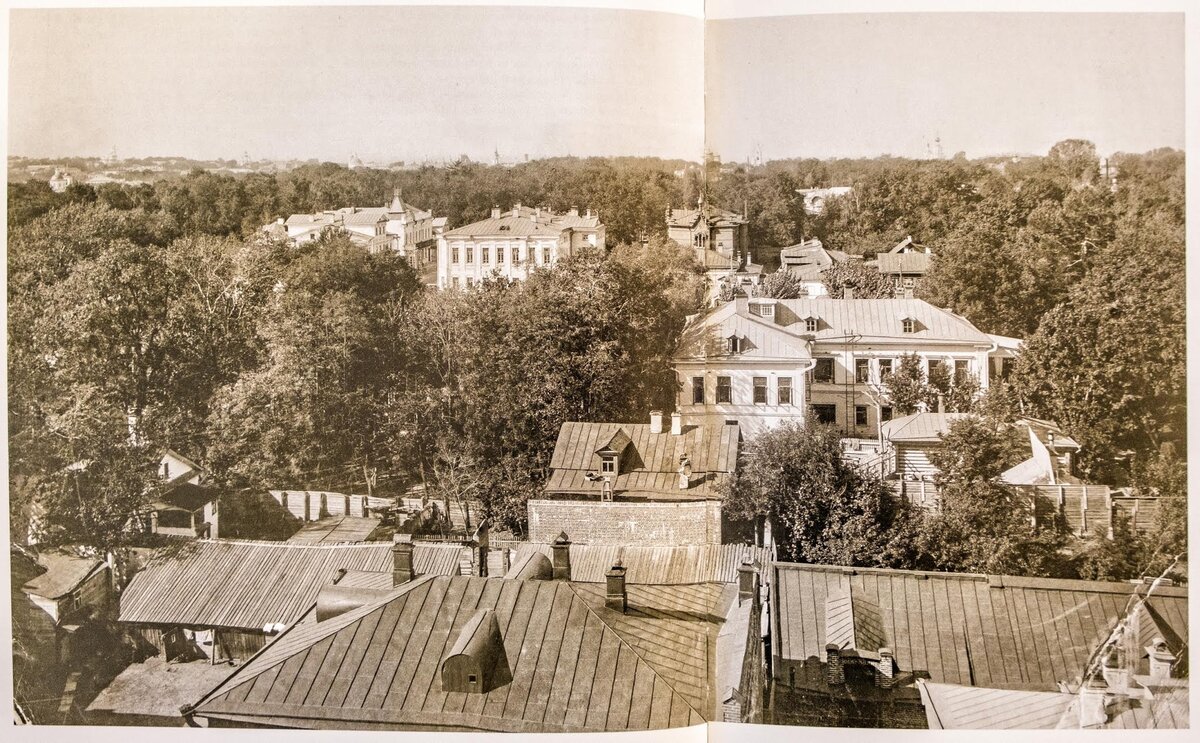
[
  {"xmin": 678, "ymin": 454, "xmax": 692, "ymax": 490},
  {"xmin": 1147, "ymin": 637, "xmax": 1176, "ymax": 680},
  {"xmin": 875, "ymin": 648, "xmax": 895, "ymax": 688},
  {"xmin": 491, "ymin": 206, "xmax": 501, "ymax": 219},
  {"xmin": 670, "ymin": 411, "xmax": 683, "ymax": 435},
  {"xmin": 649, "ymin": 410, "xmax": 664, "ymax": 434},
  {"xmin": 844, "ymin": 286, "xmax": 855, "ymax": 300},
  {"xmin": 825, "ymin": 644, "xmax": 844, "ymax": 685},
  {"xmin": 737, "ymin": 556, "xmax": 757, "ymax": 605},
  {"xmin": 393, "ymin": 533, "xmax": 415, "ymax": 586},
  {"xmin": 605, "ymin": 562, "xmax": 627, "ymax": 613},
  {"xmin": 551, "ymin": 532, "xmax": 572, "ymax": 580}
]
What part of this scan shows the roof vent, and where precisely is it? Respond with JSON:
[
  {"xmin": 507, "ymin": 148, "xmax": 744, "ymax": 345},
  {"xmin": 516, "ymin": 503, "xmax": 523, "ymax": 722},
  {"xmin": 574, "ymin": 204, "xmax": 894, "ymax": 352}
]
[{"xmin": 441, "ymin": 609, "xmax": 512, "ymax": 693}]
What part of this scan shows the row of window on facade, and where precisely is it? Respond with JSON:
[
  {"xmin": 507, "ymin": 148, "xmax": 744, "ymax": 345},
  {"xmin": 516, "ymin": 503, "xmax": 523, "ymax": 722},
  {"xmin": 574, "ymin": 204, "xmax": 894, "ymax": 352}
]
[
  {"xmin": 450, "ymin": 244, "xmax": 553, "ymax": 266},
  {"xmin": 809, "ymin": 357, "xmax": 975, "ymax": 385},
  {"xmin": 691, "ymin": 375, "xmax": 892, "ymax": 424}
]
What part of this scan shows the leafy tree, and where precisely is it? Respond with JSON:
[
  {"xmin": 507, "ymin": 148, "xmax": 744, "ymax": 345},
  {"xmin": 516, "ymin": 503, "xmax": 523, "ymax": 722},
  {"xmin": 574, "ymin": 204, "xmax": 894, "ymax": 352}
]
[
  {"xmin": 821, "ymin": 259, "xmax": 893, "ymax": 299},
  {"xmin": 724, "ymin": 421, "xmax": 916, "ymax": 565},
  {"xmin": 919, "ymin": 417, "xmax": 1068, "ymax": 576},
  {"xmin": 1011, "ymin": 213, "xmax": 1185, "ymax": 479},
  {"xmin": 881, "ymin": 353, "xmax": 927, "ymax": 415},
  {"xmin": 753, "ymin": 269, "xmax": 808, "ymax": 299}
]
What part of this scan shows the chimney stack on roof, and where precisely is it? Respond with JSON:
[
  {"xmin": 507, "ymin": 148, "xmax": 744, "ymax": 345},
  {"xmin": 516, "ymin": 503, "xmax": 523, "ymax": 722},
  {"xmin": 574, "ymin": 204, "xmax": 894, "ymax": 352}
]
[
  {"xmin": 569, "ymin": 206, "xmax": 579, "ymax": 217},
  {"xmin": 649, "ymin": 410, "xmax": 664, "ymax": 434},
  {"xmin": 670, "ymin": 411, "xmax": 683, "ymax": 436},
  {"xmin": 825, "ymin": 644, "xmax": 844, "ymax": 686},
  {"xmin": 678, "ymin": 454, "xmax": 693, "ymax": 490},
  {"xmin": 491, "ymin": 206, "xmax": 501, "ymax": 219},
  {"xmin": 393, "ymin": 533, "xmax": 415, "ymax": 586},
  {"xmin": 737, "ymin": 556, "xmax": 758, "ymax": 605},
  {"xmin": 844, "ymin": 286, "xmax": 855, "ymax": 300},
  {"xmin": 1147, "ymin": 637, "xmax": 1176, "ymax": 680},
  {"xmin": 605, "ymin": 561, "xmax": 628, "ymax": 613},
  {"xmin": 875, "ymin": 648, "xmax": 896, "ymax": 688},
  {"xmin": 551, "ymin": 532, "xmax": 572, "ymax": 580}
]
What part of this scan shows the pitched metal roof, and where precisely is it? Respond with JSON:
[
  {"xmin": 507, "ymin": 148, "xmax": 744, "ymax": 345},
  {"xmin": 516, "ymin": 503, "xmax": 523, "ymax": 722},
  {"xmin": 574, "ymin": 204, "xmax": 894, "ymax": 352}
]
[
  {"xmin": 772, "ymin": 562, "xmax": 1189, "ymax": 692},
  {"xmin": 876, "ymin": 251, "xmax": 932, "ymax": 275},
  {"xmin": 118, "ymin": 540, "xmax": 461, "ymax": 630},
  {"xmin": 190, "ymin": 575, "xmax": 710, "ymax": 732},
  {"xmin": 512, "ymin": 543, "xmax": 770, "ymax": 585},
  {"xmin": 666, "ymin": 205, "xmax": 747, "ymax": 229},
  {"xmin": 677, "ymin": 298, "xmax": 991, "ymax": 359},
  {"xmin": 880, "ymin": 412, "xmax": 973, "ymax": 443},
  {"xmin": 547, "ymin": 421, "xmax": 739, "ymax": 500},
  {"xmin": 287, "ymin": 516, "xmax": 383, "ymax": 544},
  {"xmin": 21, "ymin": 551, "xmax": 107, "ymax": 600},
  {"xmin": 918, "ymin": 679, "xmax": 1189, "ymax": 729}
]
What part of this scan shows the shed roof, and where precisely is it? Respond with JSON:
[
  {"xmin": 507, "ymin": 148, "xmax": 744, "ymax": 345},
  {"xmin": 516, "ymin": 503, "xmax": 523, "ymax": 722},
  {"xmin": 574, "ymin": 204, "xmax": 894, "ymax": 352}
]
[
  {"xmin": 880, "ymin": 412, "xmax": 973, "ymax": 443},
  {"xmin": 190, "ymin": 575, "xmax": 711, "ymax": 732},
  {"xmin": 156, "ymin": 482, "xmax": 216, "ymax": 513},
  {"xmin": 21, "ymin": 550, "xmax": 107, "ymax": 600},
  {"xmin": 287, "ymin": 516, "xmax": 382, "ymax": 544},
  {"xmin": 118, "ymin": 539, "xmax": 461, "ymax": 630},
  {"xmin": 876, "ymin": 251, "xmax": 932, "ymax": 276},
  {"xmin": 772, "ymin": 562, "xmax": 1189, "ymax": 692}
]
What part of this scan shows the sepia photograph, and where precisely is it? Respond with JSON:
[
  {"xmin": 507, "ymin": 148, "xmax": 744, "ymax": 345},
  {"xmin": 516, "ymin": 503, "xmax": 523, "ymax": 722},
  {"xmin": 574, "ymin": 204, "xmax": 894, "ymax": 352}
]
[{"xmin": 4, "ymin": 0, "xmax": 1193, "ymax": 737}]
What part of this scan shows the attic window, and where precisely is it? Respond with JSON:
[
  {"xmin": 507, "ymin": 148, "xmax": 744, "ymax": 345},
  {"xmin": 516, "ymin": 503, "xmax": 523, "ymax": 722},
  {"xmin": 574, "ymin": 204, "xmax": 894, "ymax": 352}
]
[
  {"xmin": 805, "ymin": 318, "xmax": 819, "ymax": 333},
  {"xmin": 727, "ymin": 335, "xmax": 746, "ymax": 354},
  {"xmin": 601, "ymin": 455, "xmax": 616, "ymax": 475},
  {"xmin": 902, "ymin": 318, "xmax": 916, "ymax": 334},
  {"xmin": 750, "ymin": 301, "xmax": 775, "ymax": 319}
]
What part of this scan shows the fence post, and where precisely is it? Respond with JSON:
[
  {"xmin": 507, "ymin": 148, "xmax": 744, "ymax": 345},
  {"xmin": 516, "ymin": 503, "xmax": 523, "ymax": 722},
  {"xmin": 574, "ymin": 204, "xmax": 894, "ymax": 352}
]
[
  {"xmin": 1080, "ymin": 487, "xmax": 1088, "ymax": 536},
  {"xmin": 1106, "ymin": 489, "xmax": 1115, "ymax": 539}
]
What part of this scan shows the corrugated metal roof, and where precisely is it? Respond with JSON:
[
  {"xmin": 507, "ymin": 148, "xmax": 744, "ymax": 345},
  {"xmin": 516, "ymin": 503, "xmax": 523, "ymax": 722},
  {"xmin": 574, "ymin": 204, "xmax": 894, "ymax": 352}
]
[
  {"xmin": 772, "ymin": 562, "xmax": 1190, "ymax": 692},
  {"xmin": 666, "ymin": 205, "xmax": 746, "ymax": 229},
  {"xmin": 443, "ymin": 213, "xmax": 567, "ymax": 239},
  {"xmin": 191, "ymin": 575, "xmax": 710, "ymax": 732},
  {"xmin": 118, "ymin": 540, "xmax": 461, "ymax": 630},
  {"xmin": 513, "ymin": 543, "xmax": 769, "ymax": 585}
]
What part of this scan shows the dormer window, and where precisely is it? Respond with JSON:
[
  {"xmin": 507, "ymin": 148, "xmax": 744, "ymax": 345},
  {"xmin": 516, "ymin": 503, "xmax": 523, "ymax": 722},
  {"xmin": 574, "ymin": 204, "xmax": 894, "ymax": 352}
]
[
  {"xmin": 805, "ymin": 318, "xmax": 818, "ymax": 333},
  {"xmin": 749, "ymin": 300, "xmax": 775, "ymax": 319},
  {"xmin": 728, "ymin": 335, "xmax": 746, "ymax": 354},
  {"xmin": 601, "ymin": 455, "xmax": 616, "ymax": 475},
  {"xmin": 902, "ymin": 318, "xmax": 917, "ymax": 333}
]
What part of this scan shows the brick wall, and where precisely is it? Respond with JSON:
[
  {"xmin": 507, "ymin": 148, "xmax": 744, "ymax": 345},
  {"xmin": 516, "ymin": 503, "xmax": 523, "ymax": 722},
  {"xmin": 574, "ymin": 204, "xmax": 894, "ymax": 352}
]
[{"xmin": 527, "ymin": 499, "xmax": 722, "ymax": 545}]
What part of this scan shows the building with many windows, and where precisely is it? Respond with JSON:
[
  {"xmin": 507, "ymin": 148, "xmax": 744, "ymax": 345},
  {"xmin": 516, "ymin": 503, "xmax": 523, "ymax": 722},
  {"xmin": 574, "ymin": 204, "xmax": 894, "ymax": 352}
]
[
  {"xmin": 270, "ymin": 189, "xmax": 446, "ymax": 275},
  {"xmin": 673, "ymin": 296, "xmax": 1002, "ymax": 438},
  {"xmin": 436, "ymin": 204, "xmax": 604, "ymax": 289}
]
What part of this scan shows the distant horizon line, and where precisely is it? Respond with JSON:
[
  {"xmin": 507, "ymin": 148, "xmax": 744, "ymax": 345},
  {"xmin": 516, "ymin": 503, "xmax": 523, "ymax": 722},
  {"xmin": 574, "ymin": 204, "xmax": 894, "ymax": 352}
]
[{"xmin": 9, "ymin": 143, "xmax": 1185, "ymax": 167}]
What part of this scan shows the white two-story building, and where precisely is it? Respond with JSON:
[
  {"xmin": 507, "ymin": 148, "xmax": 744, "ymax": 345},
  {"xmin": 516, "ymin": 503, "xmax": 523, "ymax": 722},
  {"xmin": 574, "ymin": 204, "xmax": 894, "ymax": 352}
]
[
  {"xmin": 436, "ymin": 204, "xmax": 604, "ymax": 289},
  {"xmin": 674, "ymin": 296, "xmax": 1002, "ymax": 438}
]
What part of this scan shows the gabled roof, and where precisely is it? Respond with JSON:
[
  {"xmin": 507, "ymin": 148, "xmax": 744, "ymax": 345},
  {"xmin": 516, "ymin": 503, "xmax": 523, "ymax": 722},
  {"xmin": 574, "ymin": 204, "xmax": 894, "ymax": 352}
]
[
  {"xmin": 772, "ymin": 562, "xmax": 1189, "ymax": 692},
  {"xmin": 824, "ymin": 590, "xmax": 887, "ymax": 660},
  {"xmin": 190, "ymin": 575, "xmax": 710, "ymax": 732},
  {"xmin": 547, "ymin": 421, "xmax": 739, "ymax": 500},
  {"xmin": 881, "ymin": 412, "xmax": 973, "ymax": 444},
  {"xmin": 21, "ymin": 550, "xmax": 107, "ymax": 600},
  {"xmin": 677, "ymin": 298, "xmax": 991, "ymax": 360},
  {"xmin": 595, "ymin": 428, "xmax": 632, "ymax": 456},
  {"xmin": 118, "ymin": 539, "xmax": 462, "ymax": 630},
  {"xmin": 666, "ymin": 204, "xmax": 747, "ymax": 229}
]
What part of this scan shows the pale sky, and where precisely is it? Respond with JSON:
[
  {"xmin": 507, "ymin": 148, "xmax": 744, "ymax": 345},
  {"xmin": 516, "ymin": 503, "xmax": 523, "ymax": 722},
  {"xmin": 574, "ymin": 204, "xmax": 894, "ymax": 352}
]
[
  {"xmin": 706, "ymin": 12, "xmax": 1186, "ymax": 161},
  {"xmin": 7, "ymin": 5, "xmax": 703, "ymax": 162}
]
